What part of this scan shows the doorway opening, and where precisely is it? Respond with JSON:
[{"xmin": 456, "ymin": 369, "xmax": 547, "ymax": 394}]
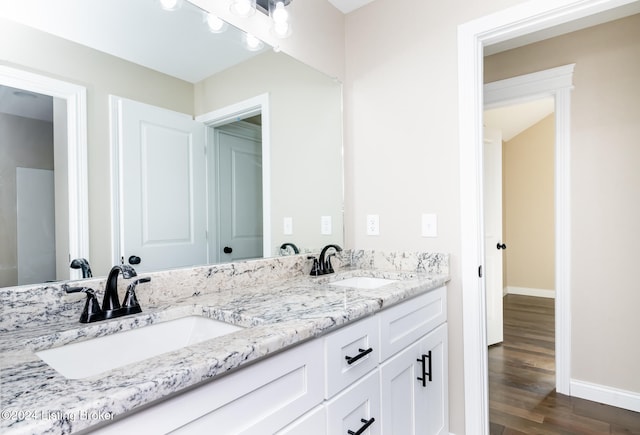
[
  {"xmin": 207, "ymin": 115, "xmax": 263, "ymax": 263},
  {"xmin": 0, "ymin": 66, "xmax": 88, "ymax": 284},
  {"xmin": 484, "ymin": 97, "xmax": 557, "ymax": 429}
]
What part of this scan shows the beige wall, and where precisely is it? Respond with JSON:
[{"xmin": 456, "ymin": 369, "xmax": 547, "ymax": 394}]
[
  {"xmin": 0, "ymin": 113, "xmax": 54, "ymax": 287},
  {"xmin": 342, "ymin": 0, "xmax": 532, "ymax": 432},
  {"xmin": 502, "ymin": 114, "xmax": 555, "ymax": 291},
  {"xmin": 486, "ymin": 13, "xmax": 640, "ymax": 396},
  {"xmin": 0, "ymin": 18, "xmax": 196, "ymax": 276}
]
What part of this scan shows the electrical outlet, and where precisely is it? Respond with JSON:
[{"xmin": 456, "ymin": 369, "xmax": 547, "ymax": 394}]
[
  {"xmin": 283, "ymin": 217, "xmax": 293, "ymax": 235},
  {"xmin": 421, "ymin": 213, "xmax": 437, "ymax": 237},
  {"xmin": 321, "ymin": 216, "xmax": 332, "ymax": 235},
  {"xmin": 366, "ymin": 214, "xmax": 379, "ymax": 236}
]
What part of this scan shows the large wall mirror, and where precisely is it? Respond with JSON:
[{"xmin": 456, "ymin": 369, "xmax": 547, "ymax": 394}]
[{"xmin": 0, "ymin": 0, "xmax": 343, "ymax": 286}]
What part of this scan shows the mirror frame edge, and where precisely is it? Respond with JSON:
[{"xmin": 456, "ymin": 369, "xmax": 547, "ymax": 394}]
[{"xmin": 0, "ymin": 64, "xmax": 88, "ymax": 282}]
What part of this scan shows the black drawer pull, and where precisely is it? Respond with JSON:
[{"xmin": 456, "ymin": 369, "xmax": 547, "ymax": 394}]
[
  {"xmin": 416, "ymin": 350, "xmax": 433, "ymax": 387},
  {"xmin": 345, "ymin": 347, "xmax": 373, "ymax": 365},
  {"xmin": 347, "ymin": 417, "xmax": 375, "ymax": 435}
]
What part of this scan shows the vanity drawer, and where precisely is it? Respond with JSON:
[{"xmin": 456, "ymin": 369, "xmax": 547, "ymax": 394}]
[
  {"xmin": 378, "ymin": 286, "xmax": 447, "ymax": 361},
  {"xmin": 325, "ymin": 315, "xmax": 379, "ymax": 398}
]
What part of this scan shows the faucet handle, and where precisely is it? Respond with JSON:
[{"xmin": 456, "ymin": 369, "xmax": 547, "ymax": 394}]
[
  {"xmin": 122, "ymin": 277, "xmax": 150, "ymax": 310},
  {"xmin": 64, "ymin": 285, "xmax": 104, "ymax": 323},
  {"xmin": 307, "ymin": 256, "xmax": 321, "ymax": 276}
]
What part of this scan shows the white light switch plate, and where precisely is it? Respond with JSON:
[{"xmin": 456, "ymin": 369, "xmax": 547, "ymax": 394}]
[
  {"xmin": 321, "ymin": 216, "xmax": 332, "ymax": 235},
  {"xmin": 366, "ymin": 214, "xmax": 379, "ymax": 236},
  {"xmin": 422, "ymin": 213, "xmax": 437, "ymax": 237},
  {"xmin": 283, "ymin": 217, "xmax": 293, "ymax": 235}
]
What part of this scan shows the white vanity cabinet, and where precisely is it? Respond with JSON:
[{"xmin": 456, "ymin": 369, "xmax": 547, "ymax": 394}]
[{"xmin": 92, "ymin": 286, "xmax": 448, "ymax": 435}]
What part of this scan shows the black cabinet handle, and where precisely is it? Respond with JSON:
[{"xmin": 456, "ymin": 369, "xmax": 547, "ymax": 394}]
[
  {"xmin": 347, "ymin": 417, "xmax": 375, "ymax": 435},
  {"xmin": 223, "ymin": 246, "xmax": 233, "ymax": 254},
  {"xmin": 497, "ymin": 243, "xmax": 507, "ymax": 250},
  {"xmin": 128, "ymin": 255, "xmax": 141, "ymax": 265},
  {"xmin": 416, "ymin": 350, "xmax": 432, "ymax": 387},
  {"xmin": 345, "ymin": 347, "xmax": 373, "ymax": 365}
]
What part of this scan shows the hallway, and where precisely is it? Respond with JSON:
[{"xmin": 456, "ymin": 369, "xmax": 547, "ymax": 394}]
[{"xmin": 489, "ymin": 294, "xmax": 640, "ymax": 434}]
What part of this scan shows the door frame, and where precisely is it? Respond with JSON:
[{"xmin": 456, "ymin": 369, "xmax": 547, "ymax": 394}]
[
  {"xmin": 196, "ymin": 93, "xmax": 271, "ymax": 260},
  {"xmin": 0, "ymin": 65, "xmax": 88, "ymax": 280},
  {"xmin": 458, "ymin": 0, "xmax": 636, "ymax": 432}
]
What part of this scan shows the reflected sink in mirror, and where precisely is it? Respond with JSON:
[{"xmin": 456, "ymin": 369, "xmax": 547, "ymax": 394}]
[
  {"xmin": 36, "ymin": 316, "xmax": 244, "ymax": 379},
  {"xmin": 329, "ymin": 277, "xmax": 398, "ymax": 289}
]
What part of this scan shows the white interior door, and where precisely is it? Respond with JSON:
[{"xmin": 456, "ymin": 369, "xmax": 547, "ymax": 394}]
[
  {"xmin": 484, "ymin": 127, "xmax": 504, "ymax": 346},
  {"xmin": 16, "ymin": 167, "xmax": 56, "ymax": 285},
  {"xmin": 215, "ymin": 122, "xmax": 262, "ymax": 262},
  {"xmin": 115, "ymin": 97, "xmax": 206, "ymax": 272}
]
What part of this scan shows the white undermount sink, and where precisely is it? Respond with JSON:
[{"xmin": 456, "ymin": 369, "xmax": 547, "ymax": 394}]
[
  {"xmin": 36, "ymin": 316, "xmax": 244, "ymax": 379},
  {"xmin": 329, "ymin": 276, "xmax": 398, "ymax": 289}
]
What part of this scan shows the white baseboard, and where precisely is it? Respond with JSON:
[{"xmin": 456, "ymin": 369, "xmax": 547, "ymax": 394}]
[
  {"xmin": 505, "ymin": 286, "xmax": 555, "ymax": 299},
  {"xmin": 571, "ymin": 379, "xmax": 640, "ymax": 413}
]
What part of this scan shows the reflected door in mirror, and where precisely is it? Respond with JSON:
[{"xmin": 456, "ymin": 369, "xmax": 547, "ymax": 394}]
[
  {"xmin": 116, "ymin": 97, "xmax": 207, "ymax": 273},
  {"xmin": 215, "ymin": 122, "xmax": 263, "ymax": 262}
]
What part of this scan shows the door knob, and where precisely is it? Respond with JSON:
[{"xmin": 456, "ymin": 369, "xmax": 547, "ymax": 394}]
[
  {"xmin": 497, "ymin": 243, "xmax": 507, "ymax": 250},
  {"xmin": 128, "ymin": 255, "xmax": 141, "ymax": 265},
  {"xmin": 223, "ymin": 246, "xmax": 233, "ymax": 254}
]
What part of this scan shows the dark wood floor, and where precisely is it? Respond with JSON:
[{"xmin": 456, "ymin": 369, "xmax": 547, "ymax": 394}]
[{"xmin": 489, "ymin": 294, "xmax": 640, "ymax": 434}]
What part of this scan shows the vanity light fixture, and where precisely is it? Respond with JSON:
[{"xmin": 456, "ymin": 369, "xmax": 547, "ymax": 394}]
[
  {"xmin": 244, "ymin": 33, "xmax": 264, "ymax": 51},
  {"xmin": 158, "ymin": 0, "xmax": 183, "ymax": 12},
  {"xmin": 230, "ymin": 0, "xmax": 257, "ymax": 17},
  {"xmin": 205, "ymin": 12, "xmax": 228, "ymax": 33}
]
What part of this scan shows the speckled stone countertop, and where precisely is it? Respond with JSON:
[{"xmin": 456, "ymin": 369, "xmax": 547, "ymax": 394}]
[{"xmin": 0, "ymin": 250, "xmax": 449, "ymax": 434}]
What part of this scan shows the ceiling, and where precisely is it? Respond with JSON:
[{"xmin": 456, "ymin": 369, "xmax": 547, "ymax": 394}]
[
  {"xmin": 484, "ymin": 98, "xmax": 554, "ymax": 142},
  {"xmin": 327, "ymin": 0, "xmax": 377, "ymax": 14},
  {"xmin": 0, "ymin": 0, "xmax": 267, "ymax": 84},
  {"xmin": 0, "ymin": 85, "xmax": 53, "ymax": 122}
]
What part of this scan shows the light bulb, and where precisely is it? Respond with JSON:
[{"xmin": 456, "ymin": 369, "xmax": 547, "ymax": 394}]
[
  {"xmin": 245, "ymin": 34, "xmax": 263, "ymax": 51},
  {"xmin": 159, "ymin": 0, "xmax": 181, "ymax": 11},
  {"xmin": 230, "ymin": 0, "xmax": 256, "ymax": 17},
  {"xmin": 206, "ymin": 13, "xmax": 227, "ymax": 33},
  {"xmin": 273, "ymin": 21, "xmax": 290, "ymax": 38},
  {"xmin": 272, "ymin": 2, "xmax": 288, "ymax": 23}
]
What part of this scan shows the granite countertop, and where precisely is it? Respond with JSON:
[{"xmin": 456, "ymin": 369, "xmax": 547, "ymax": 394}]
[{"xmin": 0, "ymin": 268, "xmax": 449, "ymax": 435}]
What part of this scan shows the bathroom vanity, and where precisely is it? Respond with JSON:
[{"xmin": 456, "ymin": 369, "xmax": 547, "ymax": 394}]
[{"xmin": 0, "ymin": 251, "xmax": 449, "ymax": 434}]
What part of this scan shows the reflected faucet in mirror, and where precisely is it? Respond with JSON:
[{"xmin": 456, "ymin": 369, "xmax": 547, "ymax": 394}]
[
  {"xmin": 279, "ymin": 243, "xmax": 299, "ymax": 255},
  {"xmin": 63, "ymin": 265, "xmax": 150, "ymax": 323},
  {"xmin": 69, "ymin": 258, "xmax": 92, "ymax": 278}
]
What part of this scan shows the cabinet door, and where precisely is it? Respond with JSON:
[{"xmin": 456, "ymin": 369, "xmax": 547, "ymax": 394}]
[
  {"xmin": 327, "ymin": 370, "xmax": 381, "ymax": 435},
  {"xmin": 380, "ymin": 324, "xmax": 448, "ymax": 435}
]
